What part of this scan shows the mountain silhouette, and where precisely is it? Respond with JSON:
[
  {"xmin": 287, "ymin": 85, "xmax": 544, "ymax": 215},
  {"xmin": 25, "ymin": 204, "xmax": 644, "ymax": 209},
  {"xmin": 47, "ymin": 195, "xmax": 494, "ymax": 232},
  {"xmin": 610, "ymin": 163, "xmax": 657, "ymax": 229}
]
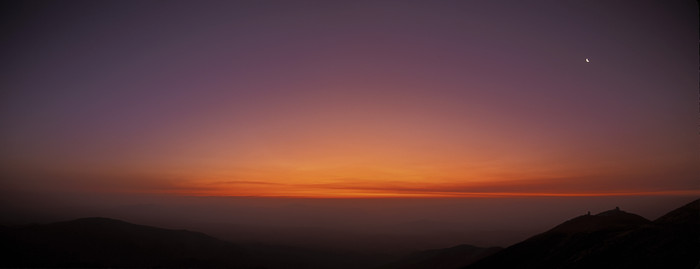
[
  {"xmin": 465, "ymin": 198, "xmax": 700, "ymax": 269},
  {"xmin": 0, "ymin": 217, "xmax": 382, "ymax": 268},
  {"xmin": 2, "ymin": 217, "xmax": 249, "ymax": 268},
  {"xmin": 2, "ymin": 199, "xmax": 698, "ymax": 268},
  {"xmin": 655, "ymin": 198, "xmax": 700, "ymax": 226},
  {"xmin": 546, "ymin": 207, "xmax": 650, "ymax": 234}
]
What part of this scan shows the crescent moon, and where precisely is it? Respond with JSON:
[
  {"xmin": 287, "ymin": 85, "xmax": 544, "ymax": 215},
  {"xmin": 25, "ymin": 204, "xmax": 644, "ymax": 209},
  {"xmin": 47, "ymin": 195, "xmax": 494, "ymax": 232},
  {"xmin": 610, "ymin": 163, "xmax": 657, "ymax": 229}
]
[{"xmin": 585, "ymin": 58, "xmax": 590, "ymax": 63}]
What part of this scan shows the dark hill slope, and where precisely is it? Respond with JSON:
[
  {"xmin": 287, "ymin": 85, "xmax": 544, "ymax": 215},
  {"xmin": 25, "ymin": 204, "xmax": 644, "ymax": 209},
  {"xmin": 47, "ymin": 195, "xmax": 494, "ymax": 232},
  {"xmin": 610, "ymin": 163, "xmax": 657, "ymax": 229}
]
[
  {"xmin": 655, "ymin": 198, "xmax": 700, "ymax": 226},
  {"xmin": 466, "ymin": 199, "xmax": 700, "ymax": 269},
  {"xmin": 0, "ymin": 217, "xmax": 380, "ymax": 269},
  {"xmin": 1, "ymin": 217, "xmax": 279, "ymax": 268},
  {"xmin": 547, "ymin": 208, "xmax": 649, "ymax": 234}
]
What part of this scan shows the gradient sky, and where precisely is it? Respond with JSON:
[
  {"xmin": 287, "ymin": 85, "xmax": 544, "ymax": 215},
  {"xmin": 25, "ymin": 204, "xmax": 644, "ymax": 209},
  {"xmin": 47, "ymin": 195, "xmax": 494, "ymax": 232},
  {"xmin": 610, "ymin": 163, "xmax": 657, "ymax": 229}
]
[{"xmin": 2, "ymin": 0, "xmax": 698, "ymax": 198}]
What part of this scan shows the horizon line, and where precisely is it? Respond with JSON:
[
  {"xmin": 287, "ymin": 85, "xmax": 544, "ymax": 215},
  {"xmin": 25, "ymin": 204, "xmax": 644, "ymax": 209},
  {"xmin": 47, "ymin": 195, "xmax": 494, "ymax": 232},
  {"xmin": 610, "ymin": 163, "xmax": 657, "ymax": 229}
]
[{"xmin": 157, "ymin": 189, "xmax": 700, "ymax": 199}]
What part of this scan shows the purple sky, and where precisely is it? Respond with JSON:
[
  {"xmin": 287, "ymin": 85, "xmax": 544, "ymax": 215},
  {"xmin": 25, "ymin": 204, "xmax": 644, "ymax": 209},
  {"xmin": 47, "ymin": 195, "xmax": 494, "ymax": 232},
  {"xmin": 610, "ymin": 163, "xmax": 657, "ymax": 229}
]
[{"xmin": 1, "ymin": 0, "xmax": 698, "ymax": 198}]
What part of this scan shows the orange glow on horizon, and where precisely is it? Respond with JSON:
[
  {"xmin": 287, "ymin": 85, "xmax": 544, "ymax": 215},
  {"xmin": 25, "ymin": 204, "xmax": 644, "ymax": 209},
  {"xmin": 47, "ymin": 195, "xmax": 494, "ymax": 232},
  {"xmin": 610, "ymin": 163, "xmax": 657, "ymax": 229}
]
[
  {"xmin": 152, "ymin": 188, "xmax": 700, "ymax": 199},
  {"xmin": 128, "ymin": 173, "xmax": 700, "ymax": 198}
]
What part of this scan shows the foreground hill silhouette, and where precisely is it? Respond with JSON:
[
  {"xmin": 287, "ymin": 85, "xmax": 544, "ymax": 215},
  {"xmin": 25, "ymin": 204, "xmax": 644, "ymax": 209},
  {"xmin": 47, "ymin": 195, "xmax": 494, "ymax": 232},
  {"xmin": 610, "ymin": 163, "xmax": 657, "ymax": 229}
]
[
  {"xmin": 0, "ymin": 217, "xmax": 382, "ymax": 268},
  {"xmin": 465, "ymin": 198, "xmax": 700, "ymax": 269},
  {"xmin": 2, "ymin": 199, "xmax": 698, "ymax": 268}
]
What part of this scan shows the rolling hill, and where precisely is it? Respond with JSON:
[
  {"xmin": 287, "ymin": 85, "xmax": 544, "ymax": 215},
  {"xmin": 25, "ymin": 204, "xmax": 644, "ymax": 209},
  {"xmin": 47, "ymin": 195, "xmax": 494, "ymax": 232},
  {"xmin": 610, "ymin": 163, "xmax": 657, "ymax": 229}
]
[
  {"xmin": 465, "ymin": 198, "xmax": 700, "ymax": 269},
  {"xmin": 2, "ymin": 198, "xmax": 698, "ymax": 268},
  {"xmin": 0, "ymin": 217, "xmax": 382, "ymax": 268}
]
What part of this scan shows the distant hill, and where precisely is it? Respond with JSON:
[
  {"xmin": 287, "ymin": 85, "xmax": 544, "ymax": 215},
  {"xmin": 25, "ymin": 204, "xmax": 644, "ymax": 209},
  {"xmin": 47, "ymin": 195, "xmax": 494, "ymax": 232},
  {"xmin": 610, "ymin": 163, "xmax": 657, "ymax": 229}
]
[
  {"xmin": 0, "ymin": 217, "xmax": 384, "ymax": 269},
  {"xmin": 466, "ymin": 198, "xmax": 700, "ymax": 269},
  {"xmin": 1, "ymin": 217, "xmax": 250, "ymax": 268},
  {"xmin": 377, "ymin": 244, "xmax": 501, "ymax": 269},
  {"xmin": 3, "ymin": 199, "xmax": 698, "ymax": 269}
]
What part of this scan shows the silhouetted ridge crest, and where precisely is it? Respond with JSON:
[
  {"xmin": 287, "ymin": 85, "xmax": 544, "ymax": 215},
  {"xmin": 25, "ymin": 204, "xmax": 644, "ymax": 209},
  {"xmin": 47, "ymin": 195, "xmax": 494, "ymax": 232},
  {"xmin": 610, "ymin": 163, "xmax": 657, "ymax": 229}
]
[
  {"xmin": 465, "ymin": 198, "xmax": 700, "ymax": 269},
  {"xmin": 547, "ymin": 208, "xmax": 649, "ymax": 234},
  {"xmin": 61, "ymin": 217, "xmax": 129, "ymax": 225},
  {"xmin": 2, "ymin": 217, "xmax": 392, "ymax": 268},
  {"xmin": 654, "ymin": 198, "xmax": 700, "ymax": 225},
  {"xmin": 1, "ymin": 217, "xmax": 265, "ymax": 268}
]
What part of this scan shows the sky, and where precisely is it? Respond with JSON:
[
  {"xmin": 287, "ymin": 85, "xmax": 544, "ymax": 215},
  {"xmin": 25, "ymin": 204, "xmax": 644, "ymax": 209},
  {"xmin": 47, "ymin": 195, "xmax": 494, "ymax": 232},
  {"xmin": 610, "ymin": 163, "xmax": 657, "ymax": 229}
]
[{"xmin": 1, "ymin": 0, "xmax": 698, "ymax": 201}]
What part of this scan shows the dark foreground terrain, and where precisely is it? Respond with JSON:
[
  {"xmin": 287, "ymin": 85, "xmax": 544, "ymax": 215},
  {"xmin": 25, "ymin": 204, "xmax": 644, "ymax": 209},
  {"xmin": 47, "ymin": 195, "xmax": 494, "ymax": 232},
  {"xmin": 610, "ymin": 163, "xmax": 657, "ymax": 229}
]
[
  {"xmin": 2, "ymin": 198, "xmax": 698, "ymax": 269},
  {"xmin": 465, "ymin": 198, "xmax": 700, "ymax": 269},
  {"xmin": 0, "ymin": 217, "xmax": 386, "ymax": 269}
]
